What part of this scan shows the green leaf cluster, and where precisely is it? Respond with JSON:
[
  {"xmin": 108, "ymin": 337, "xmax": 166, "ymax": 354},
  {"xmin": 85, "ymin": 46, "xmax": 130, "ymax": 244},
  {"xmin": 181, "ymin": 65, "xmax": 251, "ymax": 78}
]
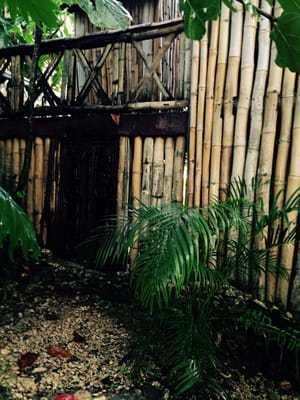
[
  {"xmin": 80, "ymin": 181, "xmax": 300, "ymax": 395},
  {"xmin": 0, "ymin": 186, "xmax": 40, "ymax": 262}
]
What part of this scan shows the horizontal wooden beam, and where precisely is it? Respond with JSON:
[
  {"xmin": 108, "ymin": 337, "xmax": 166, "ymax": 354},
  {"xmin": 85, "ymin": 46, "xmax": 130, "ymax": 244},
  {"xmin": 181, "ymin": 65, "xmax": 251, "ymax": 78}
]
[
  {"xmin": 0, "ymin": 100, "xmax": 189, "ymax": 117},
  {"xmin": 0, "ymin": 19, "xmax": 184, "ymax": 58}
]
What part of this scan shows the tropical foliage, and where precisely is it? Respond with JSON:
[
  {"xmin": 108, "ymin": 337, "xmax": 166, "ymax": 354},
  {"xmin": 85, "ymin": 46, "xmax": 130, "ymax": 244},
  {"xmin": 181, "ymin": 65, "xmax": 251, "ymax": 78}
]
[
  {"xmin": 0, "ymin": 186, "xmax": 39, "ymax": 262},
  {"xmin": 0, "ymin": 0, "xmax": 132, "ymax": 30},
  {"xmin": 80, "ymin": 182, "xmax": 300, "ymax": 396}
]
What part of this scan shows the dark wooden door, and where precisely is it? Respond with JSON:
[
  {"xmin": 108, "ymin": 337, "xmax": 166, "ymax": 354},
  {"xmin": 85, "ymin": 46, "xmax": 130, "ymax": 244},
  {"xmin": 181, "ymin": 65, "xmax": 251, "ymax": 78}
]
[{"xmin": 54, "ymin": 136, "xmax": 118, "ymax": 256}]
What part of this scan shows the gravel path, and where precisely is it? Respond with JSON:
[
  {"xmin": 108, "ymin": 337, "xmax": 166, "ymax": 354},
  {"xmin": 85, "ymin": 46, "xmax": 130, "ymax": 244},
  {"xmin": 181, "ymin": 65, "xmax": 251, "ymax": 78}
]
[{"xmin": 0, "ymin": 295, "xmax": 165, "ymax": 400}]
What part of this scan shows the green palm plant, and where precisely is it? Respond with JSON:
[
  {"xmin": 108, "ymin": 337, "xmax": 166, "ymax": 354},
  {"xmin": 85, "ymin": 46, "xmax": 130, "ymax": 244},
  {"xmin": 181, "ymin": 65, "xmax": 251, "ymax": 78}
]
[
  {"xmin": 80, "ymin": 181, "xmax": 300, "ymax": 397},
  {"xmin": 0, "ymin": 186, "xmax": 40, "ymax": 262}
]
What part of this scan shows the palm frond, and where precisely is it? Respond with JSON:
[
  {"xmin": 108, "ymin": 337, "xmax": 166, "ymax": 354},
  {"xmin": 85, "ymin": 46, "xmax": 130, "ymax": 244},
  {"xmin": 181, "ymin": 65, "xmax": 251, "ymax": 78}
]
[{"xmin": 0, "ymin": 187, "xmax": 40, "ymax": 261}]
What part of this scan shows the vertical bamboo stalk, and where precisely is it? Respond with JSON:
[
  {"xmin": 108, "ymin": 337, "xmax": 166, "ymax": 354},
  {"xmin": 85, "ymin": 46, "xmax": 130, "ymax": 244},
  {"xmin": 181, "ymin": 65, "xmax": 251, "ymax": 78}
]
[
  {"xmin": 256, "ymin": 1, "xmax": 283, "ymax": 301},
  {"xmin": 117, "ymin": 136, "xmax": 131, "ymax": 220},
  {"xmin": 183, "ymin": 37, "xmax": 192, "ymax": 100},
  {"xmin": 152, "ymin": 137, "xmax": 165, "ymax": 207},
  {"xmin": 231, "ymin": 0, "xmax": 259, "ymax": 181},
  {"xmin": 277, "ymin": 77, "xmax": 300, "ymax": 308},
  {"xmin": 265, "ymin": 69, "xmax": 296, "ymax": 302},
  {"xmin": 221, "ymin": 1, "xmax": 243, "ymax": 197},
  {"xmin": 118, "ymin": 42, "xmax": 126, "ymax": 104},
  {"xmin": 4, "ymin": 139, "xmax": 12, "ymax": 176},
  {"xmin": 242, "ymin": 1, "xmax": 271, "ymax": 292},
  {"xmin": 164, "ymin": 137, "xmax": 175, "ymax": 203},
  {"xmin": 41, "ymin": 137, "xmax": 51, "ymax": 244},
  {"xmin": 132, "ymin": 136, "xmax": 143, "ymax": 204},
  {"xmin": 12, "ymin": 138, "xmax": 20, "ymax": 188},
  {"xmin": 61, "ymin": 50, "xmax": 70, "ymax": 102},
  {"xmin": 202, "ymin": 19, "xmax": 219, "ymax": 206},
  {"xmin": 26, "ymin": 147, "xmax": 35, "ymax": 223},
  {"xmin": 0, "ymin": 140, "xmax": 4, "ymax": 181},
  {"xmin": 141, "ymin": 137, "xmax": 154, "ymax": 205},
  {"xmin": 172, "ymin": 136, "xmax": 186, "ymax": 203},
  {"xmin": 187, "ymin": 40, "xmax": 200, "ymax": 206},
  {"xmin": 244, "ymin": 0, "xmax": 272, "ymax": 194},
  {"xmin": 19, "ymin": 138, "xmax": 26, "ymax": 173},
  {"xmin": 33, "ymin": 137, "xmax": 44, "ymax": 236},
  {"xmin": 194, "ymin": 33, "xmax": 208, "ymax": 206},
  {"xmin": 131, "ymin": 135, "xmax": 143, "ymax": 264},
  {"xmin": 209, "ymin": 3, "xmax": 230, "ymax": 201}
]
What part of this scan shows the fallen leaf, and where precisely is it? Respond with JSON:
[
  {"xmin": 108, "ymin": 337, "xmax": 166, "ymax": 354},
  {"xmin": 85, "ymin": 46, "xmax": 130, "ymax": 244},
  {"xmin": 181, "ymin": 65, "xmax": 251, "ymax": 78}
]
[
  {"xmin": 47, "ymin": 345, "xmax": 72, "ymax": 358},
  {"xmin": 18, "ymin": 352, "xmax": 39, "ymax": 371},
  {"xmin": 73, "ymin": 330, "xmax": 86, "ymax": 343}
]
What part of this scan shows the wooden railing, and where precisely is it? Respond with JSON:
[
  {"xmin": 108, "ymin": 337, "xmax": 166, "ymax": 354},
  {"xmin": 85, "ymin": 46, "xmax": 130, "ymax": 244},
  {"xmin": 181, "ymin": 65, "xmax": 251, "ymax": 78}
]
[{"xmin": 0, "ymin": 19, "xmax": 189, "ymax": 116}]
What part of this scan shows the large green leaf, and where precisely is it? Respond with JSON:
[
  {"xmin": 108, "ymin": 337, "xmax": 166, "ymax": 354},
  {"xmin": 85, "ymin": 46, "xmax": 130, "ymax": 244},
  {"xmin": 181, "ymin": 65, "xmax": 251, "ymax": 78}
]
[
  {"xmin": 180, "ymin": 0, "xmax": 221, "ymax": 40},
  {"xmin": 270, "ymin": 12, "xmax": 300, "ymax": 72},
  {"xmin": 0, "ymin": 0, "xmax": 59, "ymax": 28},
  {"xmin": 0, "ymin": 187, "xmax": 40, "ymax": 261},
  {"xmin": 75, "ymin": 0, "xmax": 132, "ymax": 29},
  {"xmin": 277, "ymin": 0, "xmax": 300, "ymax": 12}
]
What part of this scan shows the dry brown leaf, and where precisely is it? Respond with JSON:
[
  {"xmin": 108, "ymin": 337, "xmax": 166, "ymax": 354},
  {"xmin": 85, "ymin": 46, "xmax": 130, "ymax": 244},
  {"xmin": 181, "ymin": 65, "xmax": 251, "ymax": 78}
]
[
  {"xmin": 17, "ymin": 352, "xmax": 39, "ymax": 371},
  {"xmin": 47, "ymin": 345, "xmax": 72, "ymax": 358}
]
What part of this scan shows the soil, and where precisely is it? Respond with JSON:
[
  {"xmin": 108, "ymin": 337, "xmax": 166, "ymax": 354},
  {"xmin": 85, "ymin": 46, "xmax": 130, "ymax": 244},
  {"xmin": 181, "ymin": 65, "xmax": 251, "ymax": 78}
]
[{"xmin": 0, "ymin": 252, "xmax": 300, "ymax": 400}]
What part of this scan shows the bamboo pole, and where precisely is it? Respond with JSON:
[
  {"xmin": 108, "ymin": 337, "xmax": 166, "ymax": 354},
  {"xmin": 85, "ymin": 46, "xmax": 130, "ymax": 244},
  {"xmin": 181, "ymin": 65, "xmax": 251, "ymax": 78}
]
[
  {"xmin": 209, "ymin": 3, "xmax": 230, "ymax": 201},
  {"xmin": 131, "ymin": 135, "xmax": 143, "ymax": 264},
  {"xmin": 19, "ymin": 138, "xmax": 26, "ymax": 173},
  {"xmin": 194, "ymin": 33, "xmax": 208, "ymax": 206},
  {"xmin": 221, "ymin": 0, "xmax": 243, "ymax": 198},
  {"xmin": 172, "ymin": 136, "xmax": 186, "ymax": 203},
  {"xmin": 265, "ymin": 69, "xmax": 296, "ymax": 302},
  {"xmin": 141, "ymin": 137, "xmax": 154, "ymax": 205},
  {"xmin": 231, "ymin": 0, "xmax": 259, "ymax": 181},
  {"xmin": 132, "ymin": 135, "xmax": 143, "ymax": 204},
  {"xmin": 187, "ymin": 40, "xmax": 200, "ymax": 206},
  {"xmin": 242, "ymin": 0, "xmax": 271, "ymax": 291},
  {"xmin": 33, "ymin": 137, "xmax": 44, "ymax": 236},
  {"xmin": 26, "ymin": 147, "xmax": 35, "ymax": 223},
  {"xmin": 42, "ymin": 137, "xmax": 51, "ymax": 244},
  {"xmin": 4, "ymin": 139, "xmax": 12, "ymax": 176},
  {"xmin": 244, "ymin": 0, "xmax": 271, "ymax": 193},
  {"xmin": 164, "ymin": 137, "xmax": 175, "ymax": 203},
  {"xmin": 152, "ymin": 137, "xmax": 165, "ymax": 207},
  {"xmin": 116, "ymin": 136, "xmax": 131, "ymax": 219},
  {"xmin": 0, "ymin": 140, "xmax": 4, "ymax": 180},
  {"xmin": 183, "ymin": 36, "xmax": 192, "ymax": 100},
  {"xmin": 201, "ymin": 19, "xmax": 219, "ymax": 206},
  {"xmin": 276, "ymin": 77, "xmax": 300, "ymax": 308},
  {"xmin": 256, "ymin": 1, "xmax": 283, "ymax": 301},
  {"xmin": 12, "ymin": 138, "xmax": 20, "ymax": 188}
]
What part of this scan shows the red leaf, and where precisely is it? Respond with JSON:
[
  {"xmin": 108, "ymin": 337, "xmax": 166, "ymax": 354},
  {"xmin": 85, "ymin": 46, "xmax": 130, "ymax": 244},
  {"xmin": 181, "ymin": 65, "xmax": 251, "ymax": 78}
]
[
  {"xmin": 18, "ymin": 352, "xmax": 39, "ymax": 371},
  {"xmin": 54, "ymin": 395, "xmax": 78, "ymax": 400},
  {"xmin": 47, "ymin": 345, "xmax": 72, "ymax": 358}
]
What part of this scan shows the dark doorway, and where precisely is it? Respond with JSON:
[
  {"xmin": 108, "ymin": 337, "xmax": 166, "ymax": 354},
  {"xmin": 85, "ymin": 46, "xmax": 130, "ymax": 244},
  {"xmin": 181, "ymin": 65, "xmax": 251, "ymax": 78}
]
[{"xmin": 53, "ymin": 124, "xmax": 119, "ymax": 256}]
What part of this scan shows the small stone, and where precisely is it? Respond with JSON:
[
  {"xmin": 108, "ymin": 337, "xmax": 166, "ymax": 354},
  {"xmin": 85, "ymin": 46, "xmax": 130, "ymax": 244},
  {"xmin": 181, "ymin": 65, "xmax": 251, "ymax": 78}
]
[
  {"xmin": 74, "ymin": 390, "xmax": 92, "ymax": 400},
  {"xmin": 0, "ymin": 348, "xmax": 11, "ymax": 356},
  {"xmin": 32, "ymin": 367, "xmax": 47, "ymax": 374},
  {"xmin": 278, "ymin": 380, "xmax": 292, "ymax": 392}
]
